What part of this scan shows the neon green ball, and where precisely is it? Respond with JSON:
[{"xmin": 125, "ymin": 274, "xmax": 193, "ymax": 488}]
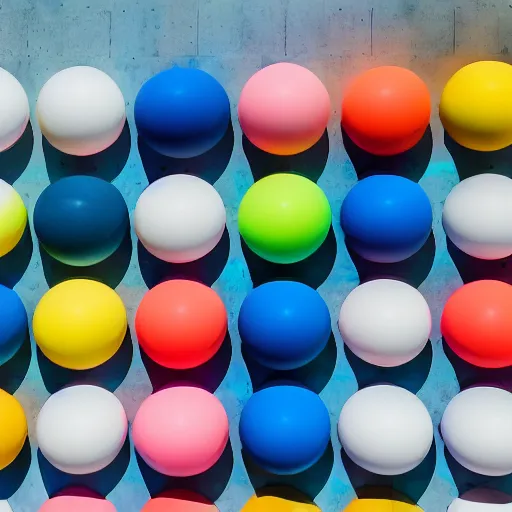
[{"xmin": 238, "ymin": 173, "xmax": 331, "ymax": 264}]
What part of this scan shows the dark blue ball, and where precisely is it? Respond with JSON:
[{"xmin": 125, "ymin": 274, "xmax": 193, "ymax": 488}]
[
  {"xmin": 239, "ymin": 281, "xmax": 331, "ymax": 370},
  {"xmin": 240, "ymin": 385, "xmax": 331, "ymax": 475},
  {"xmin": 135, "ymin": 67, "xmax": 230, "ymax": 159},
  {"xmin": 341, "ymin": 175, "xmax": 432, "ymax": 263},
  {"xmin": 0, "ymin": 285, "xmax": 27, "ymax": 365},
  {"xmin": 34, "ymin": 176, "xmax": 129, "ymax": 267}
]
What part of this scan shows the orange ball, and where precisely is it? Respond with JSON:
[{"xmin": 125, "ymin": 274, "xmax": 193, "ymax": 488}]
[
  {"xmin": 141, "ymin": 490, "xmax": 218, "ymax": 512},
  {"xmin": 441, "ymin": 280, "xmax": 512, "ymax": 368},
  {"xmin": 342, "ymin": 66, "xmax": 431, "ymax": 156},
  {"xmin": 135, "ymin": 280, "xmax": 227, "ymax": 369}
]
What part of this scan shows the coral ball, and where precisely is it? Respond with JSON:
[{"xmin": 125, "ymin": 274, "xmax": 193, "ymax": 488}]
[
  {"xmin": 341, "ymin": 175, "xmax": 432, "ymax": 263},
  {"xmin": 36, "ymin": 385, "xmax": 128, "ymax": 475},
  {"xmin": 135, "ymin": 280, "xmax": 227, "ymax": 369},
  {"xmin": 440, "ymin": 61, "xmax": 512, "ymax": 151},
  {"xmin": 238, "ymin": 173, "xmax": 331, "ymax": 264},
  {"xmin": 38, "ymin": 490, "xmax": 116, "ymax": 512},
  {"xmin": 241, "ymin": 488, "xmax": 320, "ymax": 511},
  {"xmin": 342, "ymin": 66, "xmax": 431, "ymax": 156},
  {"xmin": 441, "ymin": 387, "xmax": 512, "ymax": 476},
  {"xmin": 0, "ymin": 389, "xmax": 27, "ymax": 471},
  {"xmin": 345, "ymin": 499, "xmax": 423, "ymax": 511},
  {"xmin": 141, "ymin": 490, "xmax": 218, "ymax": 512},
  {"xmin": 443, "ymin": 174, "xmax": 512, "ymax": 260},
  {"xmin": 240, "ymin": 385, "xmax": 330, "ymax": 475},
  {"xmin": 338, "ymin": 385, "xmax": 433, "ymax": 475},
  {"xmin": 34, "ymin": 176, "xmax": 129, "ymax": 267},
  {"xmin": 239, "ymin": 281, "xmax": 331, "ymax": 370},
  {"xmin": 0, "ymin": 179, "xmax": 27, "ymax": 258},
  {"xmin": 239, "ymin": 63, "xmax": 330, "ymax": 155},
  {"xmin": 339, "ymin": 279, "xmax": 431, "ymax": 367},
  {"xmin": 134, "ymin": 175, "xmax": 226, "ymax": 263},
  {"xmin": 0, "ymin": 285, "xmax": 27, "ymax": 366},
  {"xmin": 33, "ymin": 279, "xmax": 127, "ymax": 370},
  {"xmin": 135, "ymin": 67, "xmax": 230, "ymax": 158},
  {"xmin": 36, "ymin": 66, "xmax": 126, "ymax": 156},
  {"xmin": 441, "ymin": 280, "xmax": 512, "ymax": 368},
  {"xmin": 133, "ymin": 387, "xmax": 229, "ymax": 477}
]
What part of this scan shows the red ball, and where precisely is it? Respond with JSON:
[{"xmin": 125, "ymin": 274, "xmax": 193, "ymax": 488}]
[
  {"xmin": 441, "ymin": 280, "xmax": 512, "ymax": 368},
  {"xmin": 135, "ymin": 280, "xmax": 227, "ymax": 369}
]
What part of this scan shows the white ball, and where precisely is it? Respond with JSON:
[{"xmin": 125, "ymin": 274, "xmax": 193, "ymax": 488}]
[
  {"xmin": 0, "ymin": 502, "xmax": 12, "ymax": 512},
  {"xmin": 338, "ymin": 385, "xmax": 433, "ymax": 475},
  {"xmin": 36, "ymin": 66, "xmax": 126, "ymax": 156},
  {"xmin": 134, "ymin": 174, "xmax": 226, "ymax": 263},
  {"xmin": 36, "ymin": 385, "xmax": 128, "ymax": 475},
  {"xmin": 441, "ymin": 387, "xmax": 512, "ymax": 476},
  {"xmin": 339, "ymin": 279, "xmax": 431, "ymax": 367},
  {"xmin": 449, "ymin": 489, "xmax": 512, "ymax": 511},
  {"xmin": 0, "ymin": 69, "xmax": 29, "ymax": 152},
  {"xmin": 443, "ymin": 174, "xmax": 512, "ymax": 260}
]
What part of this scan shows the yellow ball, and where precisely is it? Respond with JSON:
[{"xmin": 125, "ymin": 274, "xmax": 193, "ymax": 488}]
[
  {"xmin": 0, "ymin": 389, "xmax": 27, "ymax": 470},
  {"xmin": 440, "ymin": 61, "xmax": 512, "ymax": 151},
  {"xmin": 241, "ymin": 487, "xmax": 320, "ymax": 512},
  {"xmin": 344, "ymin": 499, "xmax": 423, "ymax": 511},
  {"xmin": 0, "ymin": 179, "xmax": 27, "ymax": 258},
  {"xmin": 33, "ymin": 279, "xmax": 127, "ymax": 370}
]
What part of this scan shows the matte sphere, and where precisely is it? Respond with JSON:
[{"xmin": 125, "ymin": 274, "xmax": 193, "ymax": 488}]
[
  {"xmin": 443, "ymin": 174, "xmax": 512, "ymax": 260},
  {"xmin": 238, "ymin": 173, "xmax": 331, "ymax": 264},
  {"xmin": 345, "ymin": 499, "xmax": 423, "ymax": 511},
  {"xmin": 0, "ymin": 285, "xmax": 27, "ymax": 366},
  {"xmin": 342, "ymin": 66, "xmax": 431, "ymax": 156},
  {"xmin": 449, "ymin": 489, "xmax": 512, "ymax": 511},
  {"xmin": 240, "ymin": 385, "xmax": 330, "ymax": 474},
  {"xmin": 33, "ymin": 279, "xmax": 127, "ymax": 370},
  {"xmin": 135, "ymin": 280, "xmax": 227, "ymax": 369},
  {"xmin": 0, "ymin": 68, "xmax": 29, "ymax": 152},
  {"xmin": 241, "ymin": 488, "xmax": 320, "ymax": 511},
  {"xmin": 141, "ymin": 490, "xmax": 218, "ymax": 512},
  {"xmin": 441, "ymin": 280, "xmax": 512, "ymax": 368},
  {"xmin": 37, "ymin": 385, "xmax": 128, "ymax": 474},
  {"xmin": 341, "ymin": 175, "xmax": 432, "ymax": 263},
  {"xmin": 134, "ymin": 174, "xmax": 226, "ymax": 263},
  {"xmin": 39, "ymin": 493, "xmax": 116, "ymax": 512},
  {"xmin": 441, "ymin": 387, "xmax": 512, "ymax": 476},
  {"xmin": 36, "ymin": 66, "xmax": 126, "ymax": 156},
  {"xmin": 338, "ymin": 385, "xmax": 433, "ymax": 475},
  {"xmin": 133, "ymin": 387, "xmax": 229, "ymax": 477},
  {"xmin": 135, "ymin": 67, "xmax": 230, "ymax": 158},
  {"xmin": 339, "ymin": 279, "xmax": 431, "ymax": 367},
  {"xmin": 239, "ymin": 281, "xmax": 331, "ymax": 370},
  {"xmin": 238, "ymin": 63, "xmax": 330, "ymax": 155},
  {"xmin": 34, "ymin": 176, "xmax": 129, "ymax": 266},
  {"xmin": 0, "ymin": 389, "xmax": 27, "ymax": 470},
  {"xmin": 440, "ymin": 61, "xmax": 512, "ymax": 151},
  {"xmin": 0, "ymin": 179, "xmax": 27, "ymax": 258}
]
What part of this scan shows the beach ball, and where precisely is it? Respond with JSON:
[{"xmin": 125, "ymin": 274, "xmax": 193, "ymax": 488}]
[
  {"xmin": 240, "ymin": 385, "xmax": 330, "ymax": 474},
  {"xmin": 338, "ymin": 385, "xmax": 433, "ymax": 475},
  {"xmin": 345, "ymin": 499, "xmax": 423, "ymax": 511},
  {"xmin": 135, "ymin": 67, "xmax": 230, "ymax": 158},
  {"xmin": 141, "ymin": 490, "xmax": 218, "ymax": 512},
  {"xmin": 342, "ymin": 66, "xmax": 431, "ymax": 156},
  {"xmin": 449, "ymin": 489, "xmax": 512, "ymax": 511},
  {"xmin": 133, "ymin": 386, "xmax": 229, "ymax": 477},
  {"xmin": 443, "ymin": 174, "xmax": 512, "ymax": 260},
  {"xmin": 0, "ymin": 389, "xmax": 27, "ymax": 470},
  {"xmin": 0, "ymin": 285, "xmax": 27, "ymax": 366},
  {"xmin": 135, "ymin": 280, "xmax": 227, "ymax": 369},
  {"xmin": 0, "ymin": 68, "xmax": 29, "ymax": 152},
  {"xmin": 238, "ymin": 173, "xmax": 331, "ymax": 264},
  {"xmin": 37, "ymin": 385, "xmax": 128, "ymax": 474},
  {"xmin": 39, "ymin": 490, "xmax": 116, "ymax": 512},
  {"xmin": 239, "ymin": 281, "xmax": 331, "ymax": 370},
  {"xmin": 339, "ymin": 279, "xmax": 431, "ymax": 367},
  {"xmin": 134, "ymin": 174, "xmax": 226, "ymax": 263},
  {"xmin": 239, "ymin": 63, "xmax": 330, "ymax": 155},
  {"xmin": 34, "ymin": 176, "xmax": 129, "ymax": 266},
  {"xmin": 0, "ymin": 502, "xmax": 12, "ymax": 512},
  {"xmin": 442, "ymin": 387, "xmax": 512, "ymax": 476},
  {"xmin": 0, "ymin": 180, "xmax": 27, "ymax": 258},
  {"xmin": 441, "ymin": 280, "xmax": 512, "ymax": 368},
  {"xmin": 36, "ymin": 66, "xmax": 126, "ymax": 156},
  {"xmin": 341, "ymin": 175, "xmax": 432, "ymax": 263},
  {"xmin": 440, "ymin": 61, "xmax": 512, "ymax": 151},
  {"xmin": 241, "ymin": 487, "xmax": 320, "ymax": 512},
  {"xmin": 33, "ymin": 279, "xmax": 127, "ymax": 370}
]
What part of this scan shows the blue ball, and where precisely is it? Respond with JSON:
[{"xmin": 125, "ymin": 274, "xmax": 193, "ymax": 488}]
[
  {"xmin": 239, "ymin": 281, "xmax": 331, "ymax": 370},
  {"xmin": 0, "ymin": 285, "xmax": 27, "ymax": 365},
  {"xmin": 34, "ymin": 176, "xmax": 129, "ymax": 267},
  {"xmin": 135, "ymin": 67, "xmax": 230, "ymax": 158},
  {"xmin": 240, "ymin": 385, "xmax": 331, "ymax": 474},
  {"xmin": 341, "ymin": 175, "xmax": 432, "ymax": 263}
]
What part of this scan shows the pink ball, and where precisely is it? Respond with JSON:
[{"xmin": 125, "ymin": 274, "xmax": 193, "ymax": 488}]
[
  {"xmin": 39, "ymin": 489, "xmax": 116, "ymax": 512},
  {"xmin": 133, "ymin": 387, "xmax": 229, "ymax": 477},
  {"xmin": 238, "ymin": 63, "xmax": 331, "ymax": 155}
]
